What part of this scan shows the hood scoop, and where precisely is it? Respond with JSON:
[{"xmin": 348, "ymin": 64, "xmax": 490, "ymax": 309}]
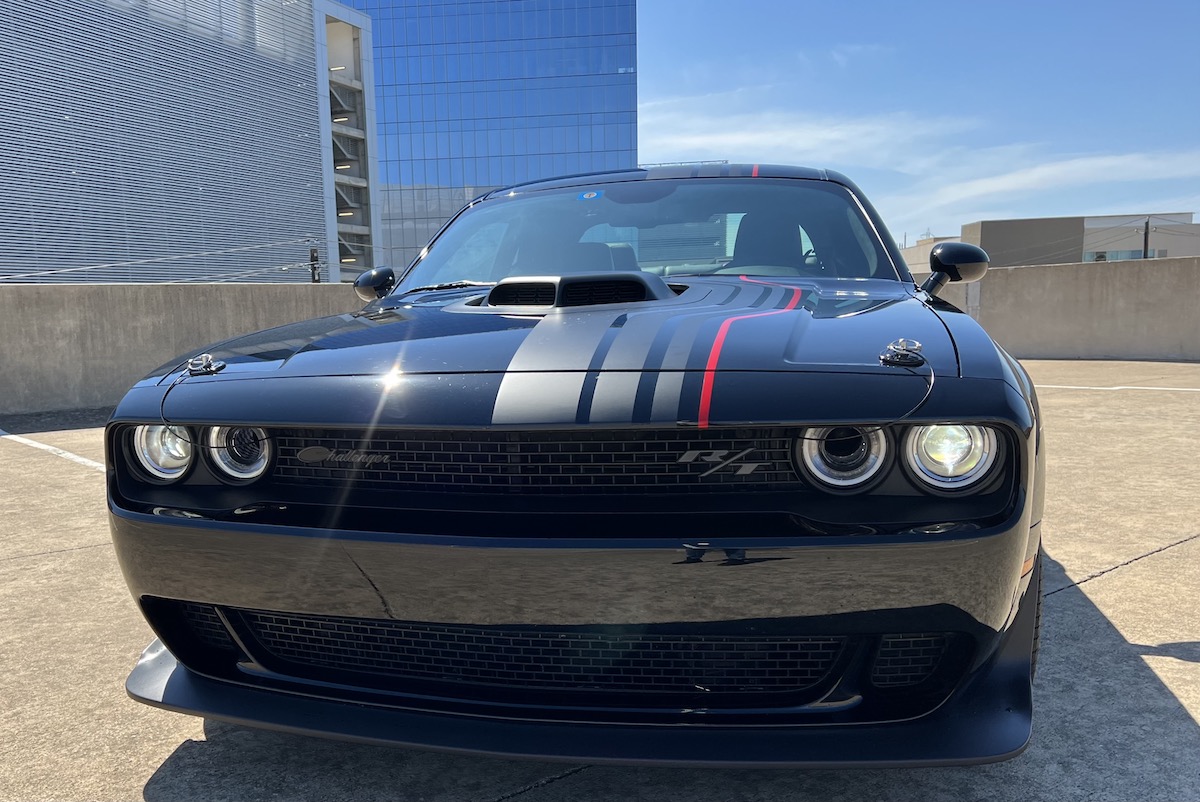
[{"xmin": 487, "ymin": 272, "xmax": 675, "ymax": 309}]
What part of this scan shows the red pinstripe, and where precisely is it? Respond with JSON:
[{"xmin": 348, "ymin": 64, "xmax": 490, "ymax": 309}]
[{"xmin": 697, "ymin": 277, "xmax": 803, "ymax": 428}]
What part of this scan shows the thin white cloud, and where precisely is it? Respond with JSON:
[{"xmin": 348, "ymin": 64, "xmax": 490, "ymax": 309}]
[
  {"xmin": 897, "ymin": 151, "xmax": 1200, "ymax": 210},
  {"xmin": 828, "ymin": 44, "xmax": 893, "ymax": 69},
  {"xmin": 880, "ymin": 149, "xmax": 1200, "ymax": 234},
  {"xmin": 1083, "ymin": 193, "xmax": 1200, "ymax": 218},
  {"xmin": 637, "ymin": 89, "xmax": 1200, "ymax": 238},
  {"xmin": 637, "ymin": 96, "xmax": 978, "ymax": 172}
]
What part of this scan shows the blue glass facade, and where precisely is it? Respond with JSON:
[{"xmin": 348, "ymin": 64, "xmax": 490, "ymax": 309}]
[{"xmin": 343, "ymin": 0, "xmax": 638, "ymax": 268}]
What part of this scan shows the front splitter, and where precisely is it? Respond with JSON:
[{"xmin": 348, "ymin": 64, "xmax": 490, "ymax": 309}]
[{"xmin": 126, "ymin": 574, "xmax": 1036, "ymax": 768}]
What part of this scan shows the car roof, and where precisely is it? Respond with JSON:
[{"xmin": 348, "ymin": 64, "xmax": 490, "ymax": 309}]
[{"xmin": 481, "ymin": 164, "xmax": 861, "ymax": 200}]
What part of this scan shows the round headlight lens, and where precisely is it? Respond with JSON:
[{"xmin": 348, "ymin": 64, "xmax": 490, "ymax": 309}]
[
  {"xmin": 132, "ymin": 425, "xmax": 193, "ymax": 481},
  {"xmin": 207, "ymin": 426, "xmax": 271, "ymax": 481},
  {"xmin": 906, "ymin": 424, "xmax": 997, "ymax": 489},
  {"xmin": 798, "ymin": 426, "xmax": 889, "ymax": 491}
]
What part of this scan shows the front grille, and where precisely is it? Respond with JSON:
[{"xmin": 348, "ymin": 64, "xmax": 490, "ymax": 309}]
[
  {"xmin": 273, "ymin": 427, "xmax": 802, "ymax": 494},
  {"xmin": 238, "ymin": 609, "xmax": 845, "ymax": 695},
  {"xmin": 870, "ymin": 633, "xmax": 950, "ymax": 687},
  {"xmin": 181, "ymin": 602, "xmax": 236, "ymax": 650}
]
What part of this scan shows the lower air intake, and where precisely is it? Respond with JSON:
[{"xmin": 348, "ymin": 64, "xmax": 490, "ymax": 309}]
[
  {"xmin": 237, "ymin": 609, "xmax": 846, "ymax": 695},
  {"xmin": 181, "ymin": 602, "xmax": 237, "ymax": 650},
  {"xmin": 870, "ymin": 633, "xmax": 950, "ymax": 687}
]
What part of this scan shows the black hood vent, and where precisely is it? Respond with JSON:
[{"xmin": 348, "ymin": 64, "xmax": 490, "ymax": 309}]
[
  {"xmin": 561, "ymin": 279, "xmax": 647, "ymax": 306},
  {"xmin": 487, "ymin": 282, "xmax": 557, "ymax": 306},
  {"xmin": 486, "ymin": 272, "xmax": 675, "ymax": 308}
]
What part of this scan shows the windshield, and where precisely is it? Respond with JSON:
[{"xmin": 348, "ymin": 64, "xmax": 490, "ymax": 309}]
[{"xmin": 395, "ymin": 178, "xmax": 899, "ymax": 292}]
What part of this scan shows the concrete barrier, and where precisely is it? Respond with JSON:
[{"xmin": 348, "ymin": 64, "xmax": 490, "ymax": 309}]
[
  {"xmin": 0, "ymin": 283, "xmax": 361, "ymax": 415},
  {"xmin": 915, "ymin": 255, "xmax": 1200, "ymax": 361},
  {"xmin": 977, "ymin": 257, "xmax": 1199, "ymax": 360},
  {"xmin": 2, "ymin": 257, "xmax": 1197, "ymax": 414}
]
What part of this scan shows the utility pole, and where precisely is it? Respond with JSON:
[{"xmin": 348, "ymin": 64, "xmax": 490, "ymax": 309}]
[
  {"xmin": 1143, "ymin": 217, "xmax": 1151, "ymax": 259},
  {"xmin": 309, "ymin": 246, "xmax": 321, "ymax": 283}
]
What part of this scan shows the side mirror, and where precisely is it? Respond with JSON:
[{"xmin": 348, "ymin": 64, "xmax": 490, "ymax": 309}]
[
  {"xmin": 353, "ymin": 266, "xmax": 395, "ymax": 302},
  {"xmin": 920, "ymin": 243, "xmax": 989, "ymax": 298}
]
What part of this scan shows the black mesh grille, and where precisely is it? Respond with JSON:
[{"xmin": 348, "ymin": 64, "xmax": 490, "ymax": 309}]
[
  {"xmin": 239, "ymin": 609, "xmax": 845, "ymax": 694},
  {"xmin": 870, "ymin": 633, "xmax": 949, "ymax": 687},
  {"xmin": 561, "ymin": 280, "xmax": 646, "ymax": 306},
  {"xmin": 181, "ymin": 603, "xmax": 236, "ymax": 650},
  {"xmin": 488, "ymin": 282, "xmax": 556, "ymax": 305},
  {"xmin": 273, "ymin": 427, "xmax": 801, "ymax": 494}
]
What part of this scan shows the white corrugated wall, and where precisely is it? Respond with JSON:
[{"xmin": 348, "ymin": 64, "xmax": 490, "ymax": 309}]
[{"xmin": 0, "ymin": 0, "xmax": 331, "ymax": 282}]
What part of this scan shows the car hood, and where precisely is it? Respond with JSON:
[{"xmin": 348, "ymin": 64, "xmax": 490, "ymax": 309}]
[{"xmin": 149, "ymin": 277, "xmax": 958, "ymax": 383}]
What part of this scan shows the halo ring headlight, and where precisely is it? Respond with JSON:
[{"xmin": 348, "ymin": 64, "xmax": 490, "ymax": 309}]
[
  {"xmin": 905, "ymin": 424, "xmax": 997, "ymax": 490},
  {"xmin": 132, "ymin": 425, "xmax": 193, "ymax": 482},
  {"xmin": 207, "ymin": 426, "xmax": 272, "ymax": 482},
  {"xmin": 797, "ymin": 426, "xmax": 889, "ymax": 492}
]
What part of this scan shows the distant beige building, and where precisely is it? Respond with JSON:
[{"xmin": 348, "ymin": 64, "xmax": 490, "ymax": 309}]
[
  {"xmin": 899, "ymin": 235, "xmax": 961, "ymax": 272},
  {"xmin": 900, "ymin": 213, "xmax": 1199, "ymax": 270}
]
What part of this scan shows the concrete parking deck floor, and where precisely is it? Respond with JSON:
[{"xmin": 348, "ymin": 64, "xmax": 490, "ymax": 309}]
[{"xmin": 2, "ymin": 360, "xmax": 1199, "ymax": 801}]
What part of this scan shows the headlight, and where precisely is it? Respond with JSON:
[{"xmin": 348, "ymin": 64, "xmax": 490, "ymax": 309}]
[
  {"xmin": 904, "ymin": 424, "xmax": 997, "ymax": 490},
  {"xmin": 207, "ymin": 426, "xmax": 272, "ymax": 482},
  {"xmin": 797, "ymin": 426, "xmax": 889, "ymax": 492},
  {"xmin": 132, "ymin": 425, "xmax": 193, "ymax": 482}
]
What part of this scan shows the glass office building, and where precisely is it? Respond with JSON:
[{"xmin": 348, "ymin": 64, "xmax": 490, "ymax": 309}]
[{"xmin": 342, "ymin": 0, "xmax": 638, "ymax": 268}]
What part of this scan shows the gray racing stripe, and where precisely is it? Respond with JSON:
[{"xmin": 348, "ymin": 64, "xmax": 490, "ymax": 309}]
[
  {"xmin": 492, "ymin": 372, "xmax": 590, "ymax": 424},
  {"xmin": 492, "ymin": 309, "xmax": 626, "ymax": 423},
  {"xmin": 661, "ymin": 285, "xmax": 774, "ymax": 370},
  {"xmin": 650, "ymin": 371, "xmax": 686, "ymax": 423},
  {"xmin": 505, "ymin": 310, "xmax": 627, "ymax": 372},
  {"xmin": 598, "ymin": 284, "xmax": 736, "ymax": 371},
  {"xmin": 629, "ymin": 282, "xmax": 770, "ymax": 420},
  {"xmin": 587, "ymin": 372, "xmax": 643, "ymax": 423}
]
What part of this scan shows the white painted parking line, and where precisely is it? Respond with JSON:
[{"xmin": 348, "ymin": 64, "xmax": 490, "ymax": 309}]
[
  {"xmin": 0, "ymin": 428, "xmax": 105, "ymax": 472},
  {"xmin": 1036, "ymin": 384, "xmax": 1200, "ymax": 393}
]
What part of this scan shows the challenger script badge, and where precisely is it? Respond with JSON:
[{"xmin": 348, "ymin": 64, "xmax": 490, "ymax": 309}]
[{"xmin": 296, "ymin": 446, "xmax": 391, "ymax": 466}]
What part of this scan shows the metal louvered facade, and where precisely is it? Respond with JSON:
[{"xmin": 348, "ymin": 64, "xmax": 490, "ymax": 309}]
[{"xmin": 0, "ymin": 0, "xmax": 380, "ymax": 283}]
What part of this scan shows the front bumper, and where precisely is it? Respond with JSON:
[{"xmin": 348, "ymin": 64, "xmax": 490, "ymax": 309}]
[
  {"xmin": 111, "ymin": 500, "xmax": 1038, "ymax": 766},
  {"xmin": 126, "ymin": 561, "xmax": 1036, "ymax": 767}
]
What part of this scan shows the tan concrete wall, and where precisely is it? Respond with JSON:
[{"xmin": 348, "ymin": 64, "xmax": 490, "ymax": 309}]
[
  {"xmin": 3, "ymin": 259, "xmax": 1198, "ymax": 414},
  {"xmin": 969, "ymin": 217, "xmax": 1085, "ymax": 268},
  {"xmin": 0, "ymin": 283, "xmax": 362, "ymax": 415},
  {"xmin": 971, "ymin": 256, "xmax": 1200, "ymax": 360},
  {"xmin": 915, "ymin": 256, "xmax": 1199, "ymax": 360}
]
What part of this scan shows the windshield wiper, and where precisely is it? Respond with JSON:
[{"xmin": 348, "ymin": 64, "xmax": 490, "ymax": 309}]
[{"xmin": 398, "ymin": 280, "xmax": 494, "ymax": 294}]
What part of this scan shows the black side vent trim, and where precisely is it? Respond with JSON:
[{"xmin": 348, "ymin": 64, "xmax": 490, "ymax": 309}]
[{"xmin": 561, "ymin": 280, "xmax": 647, "ymax": 306}]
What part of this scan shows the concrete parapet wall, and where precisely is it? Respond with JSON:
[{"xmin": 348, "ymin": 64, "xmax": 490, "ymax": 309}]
[
  {"xmin": 916, "ymin": 256, "xmax": 1199, "ymax": 361},
  {"xmin": 977, "ymin": 257, "xmax": 1199, "ymax": 360},
  {"xmin": 0, "ymin": 283, "xmax": 360, "ymax": 415},
  {"xmin": 1, "ymin": 258, "xmax": 1197, "ymax": 414}
]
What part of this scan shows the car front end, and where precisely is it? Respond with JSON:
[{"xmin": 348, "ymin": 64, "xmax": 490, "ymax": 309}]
[{"xmin": 108, "ymin": 165, "xmax": 1043, "ymax": 766}]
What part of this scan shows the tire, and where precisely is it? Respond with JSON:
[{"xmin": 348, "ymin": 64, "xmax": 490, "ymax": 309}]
[{"xmin": 1030, "ymin": 551, "xmax": 1043, "ymax": 681}]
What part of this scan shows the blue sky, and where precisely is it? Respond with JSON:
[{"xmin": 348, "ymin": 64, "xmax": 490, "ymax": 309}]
[{"xmin": 636, "ymin": 0, "xmax": 1200, "ymax": 241}]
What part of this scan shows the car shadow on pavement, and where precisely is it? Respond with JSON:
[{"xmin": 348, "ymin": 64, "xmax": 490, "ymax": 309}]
[
  {"xmin": 1135, "ymin": 641, "xmax": 1200, "ymax": 663},
  {"xmin": 140, "ymin": 554, "xmax": 1200, "ymax": 802}
]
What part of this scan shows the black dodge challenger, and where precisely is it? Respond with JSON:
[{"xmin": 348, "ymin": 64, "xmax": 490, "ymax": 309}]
[{"xmin": 108, "ymin": 164, "xmax": 1044, "ymax": 767}]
